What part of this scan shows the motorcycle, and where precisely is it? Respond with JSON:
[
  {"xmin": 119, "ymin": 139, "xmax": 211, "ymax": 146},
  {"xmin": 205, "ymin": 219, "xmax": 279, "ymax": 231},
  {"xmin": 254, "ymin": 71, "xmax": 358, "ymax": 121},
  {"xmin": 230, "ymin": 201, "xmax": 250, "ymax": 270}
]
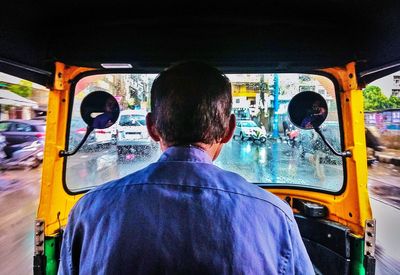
[
  {"xmin": 248, "ymin": 130, "xmax": 267, "ymax": 143},
  {"xmin": 0, "ymin": 140, "xmax": 44, "ymax": 170},
  {"xmin": 365, "ymin": 127, "xmax": 384, "ymax": 166},
  {"xmin": 285, "ymin": 124, "xmax": 300, "ymax": 148},
  {"xmin": 0, "ymin": 134, "xmax": 6, "ymax": 159}
]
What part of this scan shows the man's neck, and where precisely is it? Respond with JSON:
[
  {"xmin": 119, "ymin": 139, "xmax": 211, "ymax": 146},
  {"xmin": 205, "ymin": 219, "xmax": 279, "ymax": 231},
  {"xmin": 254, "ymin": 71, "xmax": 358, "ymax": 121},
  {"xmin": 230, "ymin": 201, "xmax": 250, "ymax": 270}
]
[{"xmin": 159, "ymin": 141, "xmax": 223, "ymax": 161}]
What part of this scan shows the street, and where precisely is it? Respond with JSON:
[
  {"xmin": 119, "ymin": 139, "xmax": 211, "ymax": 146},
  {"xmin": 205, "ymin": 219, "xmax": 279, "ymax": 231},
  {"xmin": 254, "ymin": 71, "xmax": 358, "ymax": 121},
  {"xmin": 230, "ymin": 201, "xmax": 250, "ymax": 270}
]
[
  {"xmin": 65, "ymin": 138, "xmax": 344, "ymax": 192},
  {"xmin": 0, "ymin": 139, "xmax": 399, "ymax": 274}
]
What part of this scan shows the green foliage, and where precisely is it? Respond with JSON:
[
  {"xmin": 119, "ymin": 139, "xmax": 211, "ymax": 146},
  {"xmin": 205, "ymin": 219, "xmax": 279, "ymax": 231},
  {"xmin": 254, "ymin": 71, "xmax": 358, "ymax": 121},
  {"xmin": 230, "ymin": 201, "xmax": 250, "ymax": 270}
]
[
  {"xmin": 363, "ymin": 85, "xmax": 393, "ymax": 111},
  {"xmin": 9, "ymin": 84, "xmax": 32, "ymax": 98},
  {"xmin": 388, "ymin": 95, "xmax": 400, "ymax": 108}
]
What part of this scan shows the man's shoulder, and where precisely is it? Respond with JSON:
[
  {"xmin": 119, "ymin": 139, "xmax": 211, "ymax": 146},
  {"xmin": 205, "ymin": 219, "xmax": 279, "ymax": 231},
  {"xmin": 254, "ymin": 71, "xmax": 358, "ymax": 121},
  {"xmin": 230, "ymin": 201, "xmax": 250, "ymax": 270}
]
[
  {"xmin": 197, "ymin": 165, "xmax": 295, "ymax": 222},
  {"xmin": 73, "ymin": 164, "xmax": 154, "ymax": 205},
  {"xmin": 74, "ymin": 161, "xmax": 294, "ymax": 222}
]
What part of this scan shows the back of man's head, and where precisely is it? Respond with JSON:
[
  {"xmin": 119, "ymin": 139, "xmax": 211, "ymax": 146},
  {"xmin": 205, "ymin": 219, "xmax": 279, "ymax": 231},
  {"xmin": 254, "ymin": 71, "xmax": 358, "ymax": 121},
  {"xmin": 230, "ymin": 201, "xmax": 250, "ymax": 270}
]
[{"xmin": 150, "ymin": 61, "xmax": 232, "ymax": 146}]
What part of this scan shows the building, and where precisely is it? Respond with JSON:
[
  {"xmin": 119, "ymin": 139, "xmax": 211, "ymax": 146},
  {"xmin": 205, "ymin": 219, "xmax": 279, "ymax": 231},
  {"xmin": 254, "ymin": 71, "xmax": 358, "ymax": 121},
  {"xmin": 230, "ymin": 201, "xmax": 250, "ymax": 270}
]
[
  {"xmin": 369, "ymin": 71, "xmax": 400, "ymax": 97},
  {"xmin": 0, "ymin": 73, "xmax": 48, "ymax": 120}
]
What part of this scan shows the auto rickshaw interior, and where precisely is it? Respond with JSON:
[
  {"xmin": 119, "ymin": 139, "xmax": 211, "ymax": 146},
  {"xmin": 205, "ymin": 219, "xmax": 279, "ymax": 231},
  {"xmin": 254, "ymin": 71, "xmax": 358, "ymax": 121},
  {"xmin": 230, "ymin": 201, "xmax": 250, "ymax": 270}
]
[{"xmin": 1, "ymin": 1, "xmax": 400, "ymax": 274}]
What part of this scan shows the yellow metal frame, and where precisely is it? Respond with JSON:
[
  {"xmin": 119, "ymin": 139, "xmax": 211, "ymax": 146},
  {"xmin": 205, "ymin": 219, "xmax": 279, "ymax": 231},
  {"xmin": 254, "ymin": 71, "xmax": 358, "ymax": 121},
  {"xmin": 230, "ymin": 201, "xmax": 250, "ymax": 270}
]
[
  {"xmin": 37, "ymin": 62, "xmax": 94, "ymax": 236},
  {"xmin": 270, "ymin": 62, "xmax": 371, "ymax": 236},
  {"xmin": 37, "ymin": 62, "xmax": 372, "ymax": 237}
]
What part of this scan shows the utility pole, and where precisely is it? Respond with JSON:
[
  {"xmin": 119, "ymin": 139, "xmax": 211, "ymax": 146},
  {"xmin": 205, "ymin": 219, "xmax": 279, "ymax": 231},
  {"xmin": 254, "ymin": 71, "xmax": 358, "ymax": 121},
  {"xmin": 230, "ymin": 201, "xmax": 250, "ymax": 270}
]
[
  {"xmin": 258, "ymin": 74, "xmax": 267, "ymax": 128},
  {"xmin": 272, "ymin": 73, "xmax": 280, "ymax": 139}
]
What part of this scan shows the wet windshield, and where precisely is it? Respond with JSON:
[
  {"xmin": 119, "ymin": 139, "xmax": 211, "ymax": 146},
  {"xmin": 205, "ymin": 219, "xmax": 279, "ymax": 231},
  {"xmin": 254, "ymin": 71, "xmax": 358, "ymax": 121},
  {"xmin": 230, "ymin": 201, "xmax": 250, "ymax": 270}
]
[
  {"xmin": 119, "ymin": 115, "xmax": 145, "ymax": 126},
  {"xmin": 241, "ymin": 121, "xmax": 258, "ymax": 127},
  {"xmin": 65, "ymin": 73, "xmax": 344, "ymax": 192}
]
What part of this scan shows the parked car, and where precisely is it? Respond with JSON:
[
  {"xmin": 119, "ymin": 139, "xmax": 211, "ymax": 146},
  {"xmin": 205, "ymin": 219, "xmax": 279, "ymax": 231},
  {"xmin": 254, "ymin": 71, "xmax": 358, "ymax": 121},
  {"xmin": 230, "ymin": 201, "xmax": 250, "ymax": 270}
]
[
  {"xmin": 0, "ymin": 119, "xmax": 46, "ymax": 145},
  {"xmin": 234, "ymin": 120, "xmax": 267, "ymax": 142},
  {"xmin": 116, "ymin": 109, "xmax": 156, "ymax": 157}
]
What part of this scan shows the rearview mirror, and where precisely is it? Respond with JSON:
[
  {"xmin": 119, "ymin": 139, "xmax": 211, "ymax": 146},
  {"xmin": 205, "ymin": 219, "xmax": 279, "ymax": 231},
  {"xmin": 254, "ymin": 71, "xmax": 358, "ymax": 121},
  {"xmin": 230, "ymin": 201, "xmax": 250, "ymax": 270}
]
[
  {"xmin": 80, "ymin": 91, "xmax": 120, "ymax": 129},
  {"xmin": 288, "ymin": 91, "xmax": 351, "ymax": 158},
  {"xmin": 288, "ymin": 91, "xmax": 328, "ymax": 130},
  {"xmin": 60, "ymin": 91, "xmax": 120, "ymax": 157}
]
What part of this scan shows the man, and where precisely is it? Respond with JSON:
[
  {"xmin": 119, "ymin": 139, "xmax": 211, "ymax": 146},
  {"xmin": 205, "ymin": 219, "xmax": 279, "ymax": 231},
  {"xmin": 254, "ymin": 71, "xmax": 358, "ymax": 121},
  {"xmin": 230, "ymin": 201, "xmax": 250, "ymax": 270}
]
[
  {"xmin": 59, "ymin": 61, "xmax": 314, "ymax": 274},
  {"xmin": 282, "ymin": 119, "xmax": 289, "ymax": 136},
  {"xmin": 92, "ymin": 96, "xmax": 119, "ymax": 129},
  {"xmin": 301, "ymin": 100, "xmax": 327, "ymax": 129}
]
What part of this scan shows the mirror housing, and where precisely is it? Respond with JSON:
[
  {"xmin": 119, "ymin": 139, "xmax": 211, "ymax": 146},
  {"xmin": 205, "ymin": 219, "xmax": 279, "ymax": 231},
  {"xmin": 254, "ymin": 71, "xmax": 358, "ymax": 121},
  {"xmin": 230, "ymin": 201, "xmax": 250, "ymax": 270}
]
[
  {"xmin": 288, "ymin": 91, "xmax": 351, "ymax": 158},
  {"xmin": 288, "ymin": 91, "xmax": 328, "ymax": 130},
  {"xmin": 80, "ymin": 91, "xmax": 120, "ymax": 129},
  {"xmin": 59, "ymin": 91, "xmax": 120, "ymax": 157}
]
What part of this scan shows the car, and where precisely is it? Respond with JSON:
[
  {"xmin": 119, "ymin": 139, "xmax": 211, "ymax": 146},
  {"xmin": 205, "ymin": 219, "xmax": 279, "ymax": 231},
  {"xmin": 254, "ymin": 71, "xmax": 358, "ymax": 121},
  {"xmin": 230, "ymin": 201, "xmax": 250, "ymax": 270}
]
[
  {"xmin": 234, "ymin": 120, "xmax": 267, "ymax": 142},
  {"xmin": 68, "ymin": 119, "xmax": 112, "ymax": 150},
  {"xmin": 115, "ymin": 109, "xmax": 156, "ymax": 156},
  {"xmin": 0, "ymin": 119, "xmax": 46, "ymax": 145},
  {"xmin": 31, "ymin": 116, "xmax": 47, "ymax": 121}
]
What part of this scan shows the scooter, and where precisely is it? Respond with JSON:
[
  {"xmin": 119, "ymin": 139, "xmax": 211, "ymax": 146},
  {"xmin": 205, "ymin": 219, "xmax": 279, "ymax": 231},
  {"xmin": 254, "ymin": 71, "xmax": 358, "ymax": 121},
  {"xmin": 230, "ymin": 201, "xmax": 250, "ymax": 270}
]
[
  {"xmin": 248, "ymin": 130, "xmax": 267, "ymax": 143},
  {"xmin": 0, "ymin": 140, "xmax": 44, "ymax": 170},
  {"xmin": 0, "ymin": 134, "xmax": 6, "ymax": 158},
  {"xmin": 286, "ymin": 125, "xmax": 300, "ymax": 148},
  {"xmin": 365, "ymin": 127, "xmax": 384, "ymax": 166}
]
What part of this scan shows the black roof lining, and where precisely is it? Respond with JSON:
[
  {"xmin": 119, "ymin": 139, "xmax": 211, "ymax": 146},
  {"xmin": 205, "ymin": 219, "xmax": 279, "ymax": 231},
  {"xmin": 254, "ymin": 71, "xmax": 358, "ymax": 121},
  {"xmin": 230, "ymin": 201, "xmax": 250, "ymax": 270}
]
[{"xmin": 0, "ymin": 1, "xmax": 399, "ymax": 85}]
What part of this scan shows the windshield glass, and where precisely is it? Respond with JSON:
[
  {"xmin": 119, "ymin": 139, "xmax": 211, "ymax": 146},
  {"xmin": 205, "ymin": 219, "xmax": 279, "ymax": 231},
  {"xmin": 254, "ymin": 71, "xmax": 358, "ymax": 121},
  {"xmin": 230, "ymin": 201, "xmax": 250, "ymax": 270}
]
[
  {"xmin": 241, "ymin": 121, "xmax": 258, "ymax": 127},
  {"xmin": 65, "ymin": 73, "xmax": 344, "ymax": 192},
  {"xmin": 119, "ymin": 115, "xmax": 146, "ymax": 126}
]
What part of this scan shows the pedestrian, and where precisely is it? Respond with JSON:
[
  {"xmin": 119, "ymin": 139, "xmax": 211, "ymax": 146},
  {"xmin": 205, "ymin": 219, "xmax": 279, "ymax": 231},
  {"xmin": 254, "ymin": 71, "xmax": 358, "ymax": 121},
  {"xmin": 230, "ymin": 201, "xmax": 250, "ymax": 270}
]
[
  {"xmin": 59, "ymin": 61, "xmax": 313, "ymax": 275},
  {"xmin": 301, "ymin": 99, "xmax": 327, "ymax": 129},
  {"xmin": 306, "ymin": 132, "xmax": 326, "ymax": 181},
  {"xmin": 92, "ymin": 96, "xmax": 119, "ymax": 129},
  {"xmin": 283, "ymin": 119, "xmax": 289, "ymax": 136}
]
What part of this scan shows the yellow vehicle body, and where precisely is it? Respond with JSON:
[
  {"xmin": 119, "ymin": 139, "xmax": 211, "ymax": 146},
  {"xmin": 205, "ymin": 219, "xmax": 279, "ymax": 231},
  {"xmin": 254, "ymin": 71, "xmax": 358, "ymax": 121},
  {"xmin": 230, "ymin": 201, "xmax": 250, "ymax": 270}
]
[{"xmin": 37, "ymin": 61, "xmax": 371, "ymax": 244}]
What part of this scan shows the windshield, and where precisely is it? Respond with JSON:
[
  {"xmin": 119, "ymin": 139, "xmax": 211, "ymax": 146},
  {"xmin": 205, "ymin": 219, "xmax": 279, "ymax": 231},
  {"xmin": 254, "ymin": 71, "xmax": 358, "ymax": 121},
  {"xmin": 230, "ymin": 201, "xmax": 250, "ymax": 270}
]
[
  {"xmin": 241, "ymin": 121, "xmax": 258, "ymax": 127},
  {"xmin": 119, "ymin": 115, "xmax": 146, "ymax": 126},
  {"xmin": 65, "ymin": 73, "xmax": 344, "ymax": 193}
]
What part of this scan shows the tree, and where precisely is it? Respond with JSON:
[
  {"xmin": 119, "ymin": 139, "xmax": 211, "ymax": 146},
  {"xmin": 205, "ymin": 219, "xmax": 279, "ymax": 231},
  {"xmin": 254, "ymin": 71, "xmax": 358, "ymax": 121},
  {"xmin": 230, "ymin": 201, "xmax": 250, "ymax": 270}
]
[
  {"xmin": 388, "ymin": 95, "xmax": 400, "ymax": 108},
  {"xmin": 362, "ymin": 85, "xmax": 391, "ymax": 111},
  {"xmin": 9, "ymin": 84, "xmax": 32, "ymax": 98}
]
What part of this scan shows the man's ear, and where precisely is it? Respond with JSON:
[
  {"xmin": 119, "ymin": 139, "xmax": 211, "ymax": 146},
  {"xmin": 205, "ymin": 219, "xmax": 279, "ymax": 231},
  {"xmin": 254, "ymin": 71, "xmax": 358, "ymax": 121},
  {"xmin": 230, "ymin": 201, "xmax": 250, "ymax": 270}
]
[
  {"xmin": 221, "ymin": 114, "xmax": 236, "ymax": 144},
  {"xmin": 146, "ymin": 113, "xmax": 161, "ymax": 142}
]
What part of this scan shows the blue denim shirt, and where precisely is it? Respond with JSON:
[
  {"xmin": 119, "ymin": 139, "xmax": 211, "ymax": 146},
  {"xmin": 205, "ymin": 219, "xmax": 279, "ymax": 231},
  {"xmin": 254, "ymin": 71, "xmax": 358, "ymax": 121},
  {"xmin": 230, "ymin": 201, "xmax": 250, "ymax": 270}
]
[{"xmin": 59, "ymin": 146, "xmax": 314, "ymax": 275}]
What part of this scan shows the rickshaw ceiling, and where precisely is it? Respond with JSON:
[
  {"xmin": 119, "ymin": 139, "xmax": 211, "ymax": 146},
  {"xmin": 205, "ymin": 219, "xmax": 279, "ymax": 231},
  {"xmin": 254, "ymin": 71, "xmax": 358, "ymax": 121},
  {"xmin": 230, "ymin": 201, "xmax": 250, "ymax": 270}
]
[{"xmin": 0, "ymin": 1, "xmax": 399, "ymax": 86}]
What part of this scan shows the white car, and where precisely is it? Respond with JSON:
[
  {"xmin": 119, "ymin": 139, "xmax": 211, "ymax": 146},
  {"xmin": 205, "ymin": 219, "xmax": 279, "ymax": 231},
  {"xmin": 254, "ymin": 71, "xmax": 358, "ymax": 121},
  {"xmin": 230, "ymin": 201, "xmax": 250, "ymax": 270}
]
[
  {"xmin": 234, "ymin": 120, "xmax": 267, "ymax": 142},
  {"xmin": 116, "ymin": 110, "xmax": 156, "ymax": 156}
]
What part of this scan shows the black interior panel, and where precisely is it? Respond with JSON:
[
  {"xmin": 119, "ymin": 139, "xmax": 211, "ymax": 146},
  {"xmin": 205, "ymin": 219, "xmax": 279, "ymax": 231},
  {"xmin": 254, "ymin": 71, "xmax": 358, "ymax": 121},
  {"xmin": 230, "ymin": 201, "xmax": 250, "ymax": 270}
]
[
  {"xmin": 295, "ymin": 215, "xmax": 352, "ymax": 275},
  {"xmin": 1, "ymin": 1, "xmax": 400, "ymax": 85}
]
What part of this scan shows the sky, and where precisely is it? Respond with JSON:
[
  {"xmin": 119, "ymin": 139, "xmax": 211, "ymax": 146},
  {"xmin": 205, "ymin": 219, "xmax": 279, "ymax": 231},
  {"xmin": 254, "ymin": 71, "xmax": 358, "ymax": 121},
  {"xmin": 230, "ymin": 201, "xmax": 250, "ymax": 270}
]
[{"xmin": 369, "ymin": 71, "xmax": 400, "ymax": 97}]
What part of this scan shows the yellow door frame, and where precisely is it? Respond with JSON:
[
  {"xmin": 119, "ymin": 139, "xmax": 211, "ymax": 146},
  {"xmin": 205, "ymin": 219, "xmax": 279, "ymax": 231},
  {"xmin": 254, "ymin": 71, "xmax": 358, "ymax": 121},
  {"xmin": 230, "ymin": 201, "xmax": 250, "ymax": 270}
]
[{"xmin": 37, "ymin": 62, "xmax": 371, "ymax": 237}]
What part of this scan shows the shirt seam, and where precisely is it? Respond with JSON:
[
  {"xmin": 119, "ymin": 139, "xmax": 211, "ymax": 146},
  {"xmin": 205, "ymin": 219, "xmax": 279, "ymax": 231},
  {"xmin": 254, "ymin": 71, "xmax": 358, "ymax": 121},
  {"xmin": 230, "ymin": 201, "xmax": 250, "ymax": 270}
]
[{"xmin": 86, "ymin": 182, "xmax": 294, "ymax": 222}]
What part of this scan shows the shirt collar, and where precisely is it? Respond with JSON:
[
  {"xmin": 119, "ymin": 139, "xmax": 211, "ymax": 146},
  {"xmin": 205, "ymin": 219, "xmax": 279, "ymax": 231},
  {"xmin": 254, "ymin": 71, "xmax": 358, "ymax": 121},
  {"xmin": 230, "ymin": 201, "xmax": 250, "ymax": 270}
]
[{"xmin": 158, "ymin": 145, "xmax": 213, "ymax": 164}]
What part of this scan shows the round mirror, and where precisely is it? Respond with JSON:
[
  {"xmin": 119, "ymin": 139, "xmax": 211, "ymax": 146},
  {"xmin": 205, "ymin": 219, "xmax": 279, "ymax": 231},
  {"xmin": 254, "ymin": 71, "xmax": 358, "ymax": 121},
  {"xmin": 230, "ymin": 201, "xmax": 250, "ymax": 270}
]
[
  {"xmin": 80, "ymin": 91, "xmax": 120, "ymax": 129},
  {"xmin": 288, "ymin": 91, "xmax": 328, "ymax": 130}
]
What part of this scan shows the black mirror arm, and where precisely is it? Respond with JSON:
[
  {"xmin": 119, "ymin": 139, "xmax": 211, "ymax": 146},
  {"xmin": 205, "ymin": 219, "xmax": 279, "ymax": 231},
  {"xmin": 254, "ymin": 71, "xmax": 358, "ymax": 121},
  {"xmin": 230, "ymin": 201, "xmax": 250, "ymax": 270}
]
[
  {"xmin": 314, "ymin": 126, "xmax": 352, "ymax": 158},
  {"xmin": 59, "ymin": 126, "xmax": 94, "ymax": 157}
]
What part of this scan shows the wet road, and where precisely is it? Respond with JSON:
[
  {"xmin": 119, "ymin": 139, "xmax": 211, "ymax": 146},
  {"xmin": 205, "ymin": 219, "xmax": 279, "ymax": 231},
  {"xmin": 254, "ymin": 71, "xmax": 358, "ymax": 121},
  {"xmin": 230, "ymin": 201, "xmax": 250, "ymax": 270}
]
[
  {"xmin": 0, "ymin": 142, "xmax": 399, "ymax": 274},
  {"xmin": 0, "ymin": 168, "xmax": 41, "ymax": 275},
  {"xmin": 368, "ymin": 163, "xmax": 400, "ymax": 274},
  {"xmin": 65, "ymin": 139, "xmax": 344, "ymax": 192}
]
